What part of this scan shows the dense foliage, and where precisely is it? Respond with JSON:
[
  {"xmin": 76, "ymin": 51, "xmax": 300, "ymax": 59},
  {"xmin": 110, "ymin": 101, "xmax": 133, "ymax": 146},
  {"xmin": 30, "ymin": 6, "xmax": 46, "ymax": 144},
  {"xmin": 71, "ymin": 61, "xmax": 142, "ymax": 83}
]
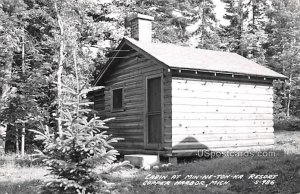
[
  {"xmin": 0, "ymin": 0, "xmax": 299, "ymax": 192},
  {"xmin": 32, "ymin": 81, "xmax": 125, "ymax": 193},
  {"xmin": 0, "ymin": 0, "xmax": 299, "ymax": 172}
]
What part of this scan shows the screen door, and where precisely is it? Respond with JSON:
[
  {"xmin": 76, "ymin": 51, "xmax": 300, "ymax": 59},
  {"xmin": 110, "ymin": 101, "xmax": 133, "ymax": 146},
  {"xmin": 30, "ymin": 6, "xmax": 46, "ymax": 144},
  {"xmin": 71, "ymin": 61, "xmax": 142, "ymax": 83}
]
[{"xmin": 146, "ymin": 76, "xmax": 162, "ymax": 147}]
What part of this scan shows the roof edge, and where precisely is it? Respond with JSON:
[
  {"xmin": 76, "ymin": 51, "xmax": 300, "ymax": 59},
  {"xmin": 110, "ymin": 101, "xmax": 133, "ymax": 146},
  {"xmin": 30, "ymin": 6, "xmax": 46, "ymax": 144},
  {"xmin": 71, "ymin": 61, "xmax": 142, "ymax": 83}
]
[
  {"xmin": 169, "ymin": 67, "xmax": 287, "ymax": 80},
  {"xmin": 93, "ymin": 39, "xmax": 127, "ymax": 86},
  {"xmin": 93, "ymin": 37, "xmax": 170, "ymax": 86},
  {"xmin": 94, "ymin": 38, "xmax": 287, "ymax": 86}
]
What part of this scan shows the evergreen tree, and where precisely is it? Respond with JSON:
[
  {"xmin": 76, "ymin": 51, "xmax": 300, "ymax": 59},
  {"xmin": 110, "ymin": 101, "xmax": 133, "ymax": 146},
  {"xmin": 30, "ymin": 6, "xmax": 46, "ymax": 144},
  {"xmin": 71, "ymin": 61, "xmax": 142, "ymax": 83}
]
[
  {"xmin": 265, "ymin": 0, "xmax": 300, "ymax": 117},
  {"xmin": 220, "ymin": 0, "xmax": 248, "ymax": 55},
  {"xmin": 132, "ymin": 0, "xmax": 220, "ymax": 48},
  {"xmin": 0, "ymin": 0, "xmax": 130, "ymax": 152},
  {"xmin": 241, "ymin": 0, "xmax": 269, "ymax": 64}
]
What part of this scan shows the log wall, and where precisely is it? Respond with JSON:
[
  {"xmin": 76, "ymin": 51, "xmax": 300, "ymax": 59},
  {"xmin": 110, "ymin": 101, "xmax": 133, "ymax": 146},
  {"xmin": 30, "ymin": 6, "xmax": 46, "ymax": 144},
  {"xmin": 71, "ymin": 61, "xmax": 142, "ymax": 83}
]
[
  {"xmin": 94, "ymin": 54, "xmax": 172, "ymax": 155},
  {"xmin": 171, "ymin": 77, "xmax": 274, "ymax": 152}
]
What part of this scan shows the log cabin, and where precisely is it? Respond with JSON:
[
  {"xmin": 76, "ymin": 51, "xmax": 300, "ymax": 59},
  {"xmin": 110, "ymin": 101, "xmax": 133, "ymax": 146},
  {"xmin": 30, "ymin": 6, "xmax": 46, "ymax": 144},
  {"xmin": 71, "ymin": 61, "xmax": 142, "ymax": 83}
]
[{"xmin": 92, "ymin": 14, "xmax": 286, "ymax": 158}]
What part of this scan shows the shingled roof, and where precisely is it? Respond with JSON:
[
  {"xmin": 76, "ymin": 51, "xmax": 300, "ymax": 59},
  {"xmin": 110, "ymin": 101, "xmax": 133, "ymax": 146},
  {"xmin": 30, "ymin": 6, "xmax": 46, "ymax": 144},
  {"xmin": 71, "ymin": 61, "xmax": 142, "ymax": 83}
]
[
  {"xmin": 95, "ymin": 37, "xmax": 286, "ymax": 84},
  {"xmin": 126, "ymin": 38, "xmax": 286, "ymax": 78}
]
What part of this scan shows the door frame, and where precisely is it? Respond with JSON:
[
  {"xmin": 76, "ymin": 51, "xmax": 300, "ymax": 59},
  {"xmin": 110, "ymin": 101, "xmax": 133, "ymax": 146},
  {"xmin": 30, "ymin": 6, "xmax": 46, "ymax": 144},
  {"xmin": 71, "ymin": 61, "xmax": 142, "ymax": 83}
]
[{"xmin": 144, "ymin": 72, "xmax": 164, "ymax": 149}]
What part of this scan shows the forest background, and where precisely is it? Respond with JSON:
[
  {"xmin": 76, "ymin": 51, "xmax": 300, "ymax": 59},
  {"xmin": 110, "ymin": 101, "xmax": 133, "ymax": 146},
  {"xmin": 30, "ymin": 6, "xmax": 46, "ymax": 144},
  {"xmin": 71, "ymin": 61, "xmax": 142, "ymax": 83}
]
[{"xmin": 0, "ymin": 0, "xmax": 299, "ymax": 153}]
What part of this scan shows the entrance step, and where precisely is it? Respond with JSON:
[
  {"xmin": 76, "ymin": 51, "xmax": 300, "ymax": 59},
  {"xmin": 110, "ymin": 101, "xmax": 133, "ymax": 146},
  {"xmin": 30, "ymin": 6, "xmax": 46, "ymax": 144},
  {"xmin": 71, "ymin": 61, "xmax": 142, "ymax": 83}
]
[{"xmin": 124, "ymin": 154, "xmax": 159, "ymax": 168}]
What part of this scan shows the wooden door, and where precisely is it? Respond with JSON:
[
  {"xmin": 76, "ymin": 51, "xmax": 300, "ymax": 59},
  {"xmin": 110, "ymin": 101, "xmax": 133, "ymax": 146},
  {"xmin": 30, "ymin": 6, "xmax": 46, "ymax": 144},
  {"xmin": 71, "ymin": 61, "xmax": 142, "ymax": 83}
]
[{"xmin": 146, "ymin": 75, "xmax": 162, "ymax": 148}]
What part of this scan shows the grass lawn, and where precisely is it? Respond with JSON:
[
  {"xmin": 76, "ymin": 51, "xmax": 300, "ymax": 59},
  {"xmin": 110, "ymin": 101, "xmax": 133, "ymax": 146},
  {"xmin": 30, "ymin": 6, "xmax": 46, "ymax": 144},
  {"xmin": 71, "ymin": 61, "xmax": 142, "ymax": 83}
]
[
  {"xmin": 109, "ymin": 152, "xmax": 300, "ymax": 194},
  {"xmin": 0, "ymin": 131, "xmax": 299, "ymax": 194},
  {"xmin": 0, "ymin": 164, "xmax": 47, "ymax": 194},
  {"xmin": 275, "ymin": 131, "xmax": 300, "ymax": 154}
]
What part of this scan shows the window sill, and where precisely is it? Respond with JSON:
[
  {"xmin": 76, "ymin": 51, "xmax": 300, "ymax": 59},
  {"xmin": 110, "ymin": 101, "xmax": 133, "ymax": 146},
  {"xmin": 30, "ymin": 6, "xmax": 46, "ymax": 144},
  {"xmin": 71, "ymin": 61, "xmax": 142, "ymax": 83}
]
[{"xmin": 111, "ymin": 108, "xmax": 125, "ymax": 113}]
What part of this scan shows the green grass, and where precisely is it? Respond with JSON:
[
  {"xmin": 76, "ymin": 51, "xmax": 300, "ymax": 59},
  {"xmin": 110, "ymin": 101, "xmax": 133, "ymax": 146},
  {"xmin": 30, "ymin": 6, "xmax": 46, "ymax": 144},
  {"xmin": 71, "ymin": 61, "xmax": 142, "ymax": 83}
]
[
  {"xmin": 0, "ymin": 153, "xmax": 43, "ymax": 167},
  {"xmin": 0, "ymin": 153, "xmax": 300, "ymax": 194},
  {"xmin": 121, "ymin": 153, "xmax": 300, "ymax": 194},
  {"xmin": 0, "ymin": 154, "xmax": 48, "ymax": 194},
  {"xmin": 0, "ymin": 180, "xmax": 41, "ymax": 194}
]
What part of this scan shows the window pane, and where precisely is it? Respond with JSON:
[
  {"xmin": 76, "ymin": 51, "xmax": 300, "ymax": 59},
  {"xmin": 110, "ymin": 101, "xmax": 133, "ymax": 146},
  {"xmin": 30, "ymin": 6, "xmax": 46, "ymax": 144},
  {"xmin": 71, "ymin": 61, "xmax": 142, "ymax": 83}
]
[
  {"xmin": 148, "ymin": 114, "xmax": 162, "ymax": 143},
  {"xmin": 147, "ymin": 77, "xmax": 161, "ymax": 112},
  {"xmin": 113, "ymin": 88, "xmax": 123, "ymax": 109}
]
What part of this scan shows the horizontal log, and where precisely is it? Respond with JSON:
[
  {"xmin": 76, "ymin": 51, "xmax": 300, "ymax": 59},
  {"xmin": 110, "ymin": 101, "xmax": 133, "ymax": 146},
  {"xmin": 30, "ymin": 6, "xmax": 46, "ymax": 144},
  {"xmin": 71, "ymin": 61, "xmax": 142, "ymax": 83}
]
[
  {"xmin": 111, "ymin": 58, "xmax": 149, "ymax": 72},
  {"xmin": 112, "ymin": 118, "xmax": 143, "ymax": 123},
  {"xmin": 172, "ymin": 105, "xmax": 273, "ymax": 114},
  {"xmin": 171, "ymin": 97, "xmax": 273, "ymax": 107},
  {"xmin": 103, "ymin": 105, "xmax": 144, "ymax": 112},
  {"xmin": 104, "ymin": 111, "xmax": 144, "ymax": 118},
  {"xmin": 172, "ymin": 132, "xmax": 274, "ymax": 142},
  {"xmin": 109, "ymin": 129, "xmax": 143, "ymax": 134},
  {"xmin": 172, "ymin": 119, "xmax": 273, "ymax": 127},
  {"xmin": 109, "ymin": 60, "xmax": 161, "ymax": 78},
  {"xmin": 172, "ymin": 112, "xmax": 273, "ymax": 120},
  {"xmin": 172, "ymin": 78, "xmax": 273, "ymax": 95},
  {"xmin": 171, "ymin": 126, "xmax": 274, "ymax": 134},
  {"xmin": 171, "ymin": 145, "xmax": 275, "ymax": 154},
  {"xmin": 172, "ymin": 77, "xmax": 272, "ymax": 88},
  {"xmin": 171, "ymin": 89, "xmax": 273, "ymax": 101},
  {"xmin": 112, "ymin": 136, "xmax": 143, "ymax": 142},
  {"xmin": 106, "ymin": 67, "xmax": 164, "ymax": 85},
  {"xmin": 117, "ymin": 148, "xmax": 172, "ymax": 156},
  {"xmin": 106, "ymin": 74, "xmax": 143, "ymax": 85},
  {"xmin": 109, "ymin": 123, "xmax": 143, "ymax": 128},
  {"xmin": 172, "ymin": 139, "xmax": 274, "ymax": 149},
  {"xmin": 112, "ymin": 142, "xmax": 145, "ymax": 149}
]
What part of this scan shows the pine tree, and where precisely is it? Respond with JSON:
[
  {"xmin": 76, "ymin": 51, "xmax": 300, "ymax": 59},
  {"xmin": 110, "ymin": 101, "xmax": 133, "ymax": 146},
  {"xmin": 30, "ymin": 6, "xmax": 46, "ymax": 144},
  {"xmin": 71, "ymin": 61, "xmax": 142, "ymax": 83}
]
[
  {"xmin": 132, "ymin": 0, "xmax": 220, "ymax": 48},
  {"xmin": 192, "ymin": 0, "xmax": 221, "ymax": 50},
  {"xmin": 0, "ymin": 0, "xmax": 47, "ymax": 153},
  {"xmin": 265, "ymin": 0, "xmax": 300, "ymax": 118},
  {"xmin": 0, "ymin": 0, "xmax": 130, "ymax": 153},
  {"xmin": 220, "ymin": 0, "xmax": 248, "ymax": 55},
  {"xmin": 241, "ymin": 0, "xmax": 269, "ymax": 64},
  {"xmin": 31, "ymin": 51, "xmax": 127, "ymax": 193}
]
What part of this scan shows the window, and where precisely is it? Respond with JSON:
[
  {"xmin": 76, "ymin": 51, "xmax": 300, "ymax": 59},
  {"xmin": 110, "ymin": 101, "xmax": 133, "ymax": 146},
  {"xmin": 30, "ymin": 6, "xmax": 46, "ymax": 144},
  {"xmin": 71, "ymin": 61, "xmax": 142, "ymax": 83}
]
[
  {"xmin": 147, "ymin": 76, "xmax": 162, "ymax": 144},
  {"xmin": 112, "ymin": 88, "xmax": 124, "ymax": 111}
]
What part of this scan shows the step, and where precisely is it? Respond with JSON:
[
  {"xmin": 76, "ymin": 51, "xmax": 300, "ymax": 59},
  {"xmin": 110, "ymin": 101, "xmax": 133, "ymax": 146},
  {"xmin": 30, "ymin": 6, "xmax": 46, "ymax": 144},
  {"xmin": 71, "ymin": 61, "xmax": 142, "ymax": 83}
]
[{"xmin": 124, "ymin": 154, "xmax": 159, "ymax": 168}]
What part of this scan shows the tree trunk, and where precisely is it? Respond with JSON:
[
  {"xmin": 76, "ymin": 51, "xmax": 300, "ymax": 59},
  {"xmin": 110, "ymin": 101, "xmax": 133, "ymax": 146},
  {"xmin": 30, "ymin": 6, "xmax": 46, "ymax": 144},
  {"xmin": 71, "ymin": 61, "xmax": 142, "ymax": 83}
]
[
  {"xmin": 54, "ymin": 0, "xmax": 64, "ymax": 138},
  {"xmin": 1, "ymin": 56, "xmax": 13, "ymax": 153},
  {"xmin": 200, "ymin": 0, "xmax": 206, "ymax": 47},
  {"xmin": 252, "ymin": 0, "xmax": 256, "ymax": 31},
  {"xmin": 21, "ymin": 125, "xmax": 25, "ymax": 157},
  {"xmin": 21, "ymin": 30, "xmax": 26, "ymax": 156},
  {"xmin": 73, "ymin": 48, "xmax": 80, "ymax": 116},
  {"xmin": 21, "ymin": 29, "xmax": 25, "ymax": 75},
  {"xmin": 15, "ymin": 128, "xmax": 19, "ymax": 155},
  {"xmin": 238, "ymin": 0, "xmax": 244, "ymax": 56},
  {"xmin": 286, "ymin": 74, "xmax": 292, "ymax": 117},
  {"xmin": 1, "ymin": 61, "xmax": 12, "ymax": 102}
]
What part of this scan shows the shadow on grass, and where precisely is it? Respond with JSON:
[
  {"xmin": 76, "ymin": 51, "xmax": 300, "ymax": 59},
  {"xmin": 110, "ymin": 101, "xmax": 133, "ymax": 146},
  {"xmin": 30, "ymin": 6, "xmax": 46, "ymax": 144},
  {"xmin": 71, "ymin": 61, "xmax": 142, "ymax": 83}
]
[{"xmin": 125, "ymin": 153, "xmax": 300, "ymax": 194}]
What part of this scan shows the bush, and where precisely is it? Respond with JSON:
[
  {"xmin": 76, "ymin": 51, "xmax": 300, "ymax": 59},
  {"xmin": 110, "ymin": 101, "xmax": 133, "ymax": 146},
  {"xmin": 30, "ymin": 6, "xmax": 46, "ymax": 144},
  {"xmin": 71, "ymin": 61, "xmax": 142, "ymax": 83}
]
[
  {"xmin": 274, "ymin": 116, "xmax": 300, "ymax": 131},
  {"xmin": 15, "ymin": 155, "xmax": 43, "ymax": 167},
  {"xmin": 31, "ymin": 81, "xmax": 128, "ymax": 193},
  {"xmin": 0, "ymin": 153, "xmax": 43, "ymax": 167}
]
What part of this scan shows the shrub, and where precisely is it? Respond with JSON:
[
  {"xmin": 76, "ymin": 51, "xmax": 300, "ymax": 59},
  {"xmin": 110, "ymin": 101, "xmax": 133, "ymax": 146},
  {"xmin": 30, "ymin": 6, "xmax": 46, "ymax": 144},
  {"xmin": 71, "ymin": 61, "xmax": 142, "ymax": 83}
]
[
  {"xmin": 0, "ymin": 153, "xmax": 42, "ymax": 167},
  {"xmin": 274, "ymin": 116, "xmax": 300, "ymax": 131},
  {"xmin": 15, "ymin": 154, "xmax": 44, "ymax": 167},
  {"xmin": 31, "ymin": 80, "xmax": 127, "ymax": 193}
]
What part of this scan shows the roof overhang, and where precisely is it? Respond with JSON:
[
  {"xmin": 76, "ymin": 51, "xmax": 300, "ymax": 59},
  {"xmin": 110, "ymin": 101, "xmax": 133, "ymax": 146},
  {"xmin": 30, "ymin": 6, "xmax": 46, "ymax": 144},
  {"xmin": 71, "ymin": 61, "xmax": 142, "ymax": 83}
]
[
  {"xmin": 93, "ymin": 38, "xmax": 170, "ymax": 86},
  {"xmin": 93, "ymin": 38, "xmax": 287, "ymax": 86}
]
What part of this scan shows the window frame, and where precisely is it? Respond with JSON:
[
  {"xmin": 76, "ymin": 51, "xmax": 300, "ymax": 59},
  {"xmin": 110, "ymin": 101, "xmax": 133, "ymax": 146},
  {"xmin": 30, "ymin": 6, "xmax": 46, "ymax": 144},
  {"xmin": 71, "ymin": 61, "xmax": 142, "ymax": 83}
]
[
  {"xmin": 144, "ymin": 72, "xmax": 164, "ymax": 149},
  {"xmin": 111, "ymin": 87, "xmax": 125, "ymax": 112}
]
